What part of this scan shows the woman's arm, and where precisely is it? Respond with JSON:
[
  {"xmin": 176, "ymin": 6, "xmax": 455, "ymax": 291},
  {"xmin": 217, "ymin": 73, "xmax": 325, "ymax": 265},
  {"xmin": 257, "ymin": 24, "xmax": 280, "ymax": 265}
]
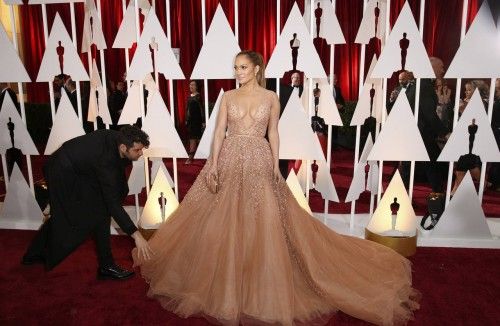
[
  {"xmin": 267, "ymin": 92, "xmax": 281, "ymax": 182},
  {"xmin": 210, "ymin": 93, "xmax": 228, "ymax": 166}
]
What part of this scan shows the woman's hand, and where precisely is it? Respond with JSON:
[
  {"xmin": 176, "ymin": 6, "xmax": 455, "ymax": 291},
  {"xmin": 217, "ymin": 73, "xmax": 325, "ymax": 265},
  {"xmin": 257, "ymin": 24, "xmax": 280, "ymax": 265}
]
[
  {"xmin": 132, "ymin": 231, "xmax": 153, "ymax": 261},
  {"xmin": 273, "ymin": 164, "xmax": 281, "ymax": 184},
  {"xmin": 207, "ymin": 161, "xmax": 218, "ymax": 186}
]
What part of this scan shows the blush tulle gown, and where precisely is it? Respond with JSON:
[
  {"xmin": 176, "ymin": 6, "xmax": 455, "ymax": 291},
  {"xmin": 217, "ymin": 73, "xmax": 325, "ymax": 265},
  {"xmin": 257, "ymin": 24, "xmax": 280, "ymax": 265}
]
[{"xmin": 133, "ymin": 90, "xmax": 420, "ymax": 325}]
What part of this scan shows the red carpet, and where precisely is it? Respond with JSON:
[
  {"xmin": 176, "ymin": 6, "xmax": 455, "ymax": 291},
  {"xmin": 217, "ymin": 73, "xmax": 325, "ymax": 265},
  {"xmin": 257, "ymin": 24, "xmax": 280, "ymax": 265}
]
[{"xmin": 1, "ymin": 229, "xmax": 499, "ymax": 325}]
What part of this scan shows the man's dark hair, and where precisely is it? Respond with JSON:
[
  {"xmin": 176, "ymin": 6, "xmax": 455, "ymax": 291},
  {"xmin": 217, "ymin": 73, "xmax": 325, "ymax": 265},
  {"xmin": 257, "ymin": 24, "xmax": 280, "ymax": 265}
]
[{"xmin": 119, "ymin": 125, "xmax": 150, "ymax": 148}]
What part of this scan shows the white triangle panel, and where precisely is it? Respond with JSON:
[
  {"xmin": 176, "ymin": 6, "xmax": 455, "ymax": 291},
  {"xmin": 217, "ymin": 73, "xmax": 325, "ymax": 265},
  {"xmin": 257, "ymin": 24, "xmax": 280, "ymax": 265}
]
[
  {"xmin": 366, "ymin": 161, "xmax": 379, "ymax": 194},
  {"xmin": 297, "ymin": 160, "xmax": 313, "ymax": 191},
  {"xmin": 127, "ymin": 10, "xmax": 184, "ymax": 80},
  {"xmin": 286, "ymin": 170, "xmax": 313, "ymax": 215},
  {"xmin": 118, "ymin": 80, "xmax": 142, "ymax": 124},
  {"xmin": 355, "ymin": 0, "xmax": 387, "ymax": 44},
  {"xmin": 88, "ymin": 85, "xmax": 98, "ymax": 123},
  {"xmin": 0, "ymin": 24, "xmax": 30, "ymax": 82},
  {"xmin": 345, "ymin": 135, "xmax": 374, "ymax": 202},
  {"xmin": 445, "ymin": 1, "xmax": 500, "ymax": 78},
  {"xmin": 352, "ymin": 56, "xmax": 384, "ymax": 125},
  {"xmin": 37, "ymin": 14, "xmax": 89, "ymax": 81},
  {"xmin": 350, "ymin": 81, "xmax": 384, "ymax": 125},
  {"xmin": 127, "ymin": 157, "xmax": 146, "ymax": 195},
  {"xmin": 0, "ymin": 164, "xmax": 43, "ymax": 230},
  {"xmin": 305, "ymin": 0, "xmax": 346, "ymax": 44},
  {"xmin": 438, "ymin": 90, "xmax": 500, "ymax": 162},
  {"xmin": 194, "ymin": 89, "xmax": 223, "ymax": 159},
  {"xmin": 150, "ymin": 158, "xmax": 174, "ymax": 187},
  {"xmin": 29, "ymin": 0, "xmax": 84, "ymax": 3},
  {"xmin": 364, "ymin": 55, "xmax": 383, "ymax": 86},
  {"xmin": 344, "ymin": 162, "xmax": 366, "ymax": 203},
  {"xmin": 87, "ymin": 60, "xmax": 112, "ymax": 124},
  {"xmin": 430, "ymin": 172, "xmax": 491, "ymax": 239},
  {"xmin": 314, "ymin": 158, "xmax": 339, "ymax": 202},
  {"xmin": 112, "ymin": 2, "xmax": 137, "ymax": 49},
  {"xmin": 367, "ymin": 170, "xmax": 417, "ymax": 235},
  {"xmin": 371, "ymin": 2, "xmax": 434, "ymax": 78},
  {"xmin": 142, "ymin": 92, "xmax": 188, "ymax": 158},
  {"xmin": 81, "ymin": 0, "xmax": 107, "ymax": 52},
  {"xmin": 44, "ymin": 91, "xmax": 85, "ymax": 154},
  {"xmin": 190, "ymin": 5, "xmax": 241, "ymax": 79},
  {"xmin": 314, "ymin": 79, "xmax": 343, "ymax": 126},
  {"xmin": 139, "ymin": 168, "xmax": 179, "ymax": 229},
  {"xmin": 367, "ymin": 92, "xmax": 429, "ymax": 161},
  {"xmin": 0, "ymin": 94, "xmax": 38, "ymax": 155},
  {"xmin": 267, "ymin": 3, "xmax": 326, "ymax": 78},
  {"xmin": 278, "ymin": 90, "xmax": 325, "ymax": 161}
]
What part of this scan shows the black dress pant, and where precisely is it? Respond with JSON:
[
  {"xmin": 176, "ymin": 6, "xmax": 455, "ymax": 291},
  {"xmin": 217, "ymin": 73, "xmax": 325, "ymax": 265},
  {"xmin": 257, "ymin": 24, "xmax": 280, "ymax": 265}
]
[
  {"xmin": 24, "ymin": 151, "xmax": 115, "ymax": 268},
  {"xmin": 24, "ymin": 215, "xmax": 114, "ymax": 268}
]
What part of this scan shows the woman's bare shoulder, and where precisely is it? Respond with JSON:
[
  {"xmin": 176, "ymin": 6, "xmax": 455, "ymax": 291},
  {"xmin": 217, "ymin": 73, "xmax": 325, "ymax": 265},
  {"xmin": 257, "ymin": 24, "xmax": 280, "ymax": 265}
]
[{"xmin": 262, "ymin": 88, "xmax": 279, "ymax": 101}]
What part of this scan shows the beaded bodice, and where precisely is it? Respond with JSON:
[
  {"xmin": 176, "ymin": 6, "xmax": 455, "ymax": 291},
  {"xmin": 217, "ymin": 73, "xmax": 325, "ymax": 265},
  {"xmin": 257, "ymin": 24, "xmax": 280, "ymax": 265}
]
[{"xmin": 226, "ymin": 92, "xmax": 271, "ymax": 138}]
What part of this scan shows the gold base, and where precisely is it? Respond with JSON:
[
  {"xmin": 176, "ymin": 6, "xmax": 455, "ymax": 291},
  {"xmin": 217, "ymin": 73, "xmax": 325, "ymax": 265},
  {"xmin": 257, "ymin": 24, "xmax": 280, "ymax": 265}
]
[
  {"xmin": 365, "ymin": 228, "xmax": 417, "ymax": 257},
  {"xmin": 138, "ymin": 227, "xmax": 157, "ymax": 241}
]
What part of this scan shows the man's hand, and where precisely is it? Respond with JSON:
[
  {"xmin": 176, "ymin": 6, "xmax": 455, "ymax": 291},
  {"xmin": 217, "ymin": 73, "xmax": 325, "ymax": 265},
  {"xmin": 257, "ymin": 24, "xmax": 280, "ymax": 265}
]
[
  {"xmin": 132, "ymin": 231, "xmax": 153, "ymax": 261},
  {"xmin": 390, "ymin": 89, "xmax": 399, "ymax": 102}
]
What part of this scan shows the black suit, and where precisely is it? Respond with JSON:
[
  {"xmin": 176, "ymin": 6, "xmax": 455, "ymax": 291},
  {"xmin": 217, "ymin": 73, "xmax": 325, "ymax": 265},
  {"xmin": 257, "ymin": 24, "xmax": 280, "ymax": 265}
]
[
  {"xmin": 278, "ymin": 84, "xmax": 303, "ymax": 178},
  {"xmin": 0, "ymin": 88, "xmax": 20, "ymax": 114},
  {"xmin": 488, "ymin": 99, "xmax": 500, "ymax": 188},
  {"xmin": 67, "ymin": 89, "xmax": 78, "ymax": 113},
  {"xmin": 25, "ymin": 130, "xmax": 137, "ymax": 269},
  {"xmin": 333, "ymin": 85, "xmax": 345, "ymax": 107},
  {"xmin": 108, "ymin": 90, "xmax": 127, "ymax": 126}
]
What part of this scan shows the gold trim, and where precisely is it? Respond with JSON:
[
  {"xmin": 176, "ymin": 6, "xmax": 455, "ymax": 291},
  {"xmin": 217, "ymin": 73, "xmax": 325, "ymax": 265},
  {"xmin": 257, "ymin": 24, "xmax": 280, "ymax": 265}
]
[{"xmin": 365, "ymin": 228, "xmax": 417, "ymax": 257}]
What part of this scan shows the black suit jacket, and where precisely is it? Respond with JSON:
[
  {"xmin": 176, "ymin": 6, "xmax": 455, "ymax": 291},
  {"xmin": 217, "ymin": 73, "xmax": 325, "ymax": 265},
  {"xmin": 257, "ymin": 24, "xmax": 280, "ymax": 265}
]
[
  {"xmin": 491, "ymin": 99, "xmax": 500, "ymax": 145},
  {"xmin": 279, "ymin": 84, "xmax": 303, "ymax": 116},
  {"xmin": 44, "ymin": 130, "xmax": 136, "ymax": 268}
]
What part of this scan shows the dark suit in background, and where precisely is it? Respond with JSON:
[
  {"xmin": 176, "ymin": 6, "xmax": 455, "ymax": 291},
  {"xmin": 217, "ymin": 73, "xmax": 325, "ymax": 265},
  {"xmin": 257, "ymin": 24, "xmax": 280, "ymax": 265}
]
[
  {"xmin": 488, "ymin": 98, "xmax": 500, "ymax": 188},
  {"xmin": 332, "ymin": 85, "xmax": 345, "ymax": 147},
  {"xmin": 108, "ymin": 89, "xmax": 127, "ymax": 127}
]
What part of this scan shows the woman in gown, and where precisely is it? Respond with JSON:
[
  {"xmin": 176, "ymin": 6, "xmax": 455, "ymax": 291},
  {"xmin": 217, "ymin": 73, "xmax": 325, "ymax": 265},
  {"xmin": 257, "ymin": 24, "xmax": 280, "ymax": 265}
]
[{"xmin": 133, "ymin": 51, "xmax": 420, "ymax": 326}]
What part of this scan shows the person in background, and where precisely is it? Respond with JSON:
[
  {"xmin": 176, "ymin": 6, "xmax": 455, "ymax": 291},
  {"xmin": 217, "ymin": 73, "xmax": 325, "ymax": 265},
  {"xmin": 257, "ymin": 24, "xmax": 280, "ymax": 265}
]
[
  {"xmin": 108, "ymin": 80, "xmax": 127, "ymax": 128},
  {"xmin": 488, "ymin": 79, "xmax": 500, "ymax": 191},
  {"xmin": 331, "ymin": 74, "xmax": 345, "ymax": 148},
  {"xmin": 185, "ymin": 80, "xmax": 204, "ymax": 164}
]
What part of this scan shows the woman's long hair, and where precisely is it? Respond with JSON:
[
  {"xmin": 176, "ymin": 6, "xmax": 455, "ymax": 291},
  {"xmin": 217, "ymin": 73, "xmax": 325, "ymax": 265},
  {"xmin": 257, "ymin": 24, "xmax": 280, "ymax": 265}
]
[{"xmin": 236, "ymin": 50, "xmax": 266, "ymax": 88}]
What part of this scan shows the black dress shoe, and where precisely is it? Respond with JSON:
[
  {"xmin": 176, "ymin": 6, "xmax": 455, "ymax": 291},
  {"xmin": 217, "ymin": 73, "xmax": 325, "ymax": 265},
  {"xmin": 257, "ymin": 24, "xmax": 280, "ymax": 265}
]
[
  {"xmin": 21, "ymin": 254, "xmax": 45, "ymax": 265},
  {"xmin": 97, "ymin": 264, "xmax": 135, "ymax": 280}
]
